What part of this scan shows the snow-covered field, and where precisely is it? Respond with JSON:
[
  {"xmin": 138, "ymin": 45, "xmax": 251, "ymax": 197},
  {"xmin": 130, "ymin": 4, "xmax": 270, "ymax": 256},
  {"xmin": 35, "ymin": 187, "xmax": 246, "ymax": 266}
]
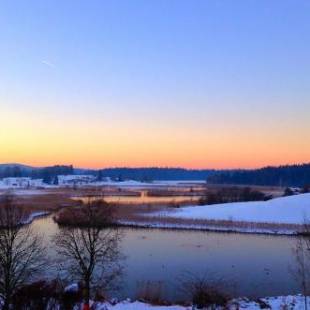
[
  {"xmin": 89, "ymin": 179, "xmax": 206, "ymax": 188},
  {"xmin": 0, "ymin": 176, "xmax": 205, "ymax": 190},
  {"xmin": 79, "ymin": 295, "xmax": 310, "ymax": 309},
  {"xmin": 153, "ymin": 193, "xmax": 310, "ymax": 225},
  {"xmin": 87, "ymin": 301, "xmax": 189, "ymax": 310},
  {"xmin": 0, "ymin": 177, "xmax": 46, "ymax": 189}
]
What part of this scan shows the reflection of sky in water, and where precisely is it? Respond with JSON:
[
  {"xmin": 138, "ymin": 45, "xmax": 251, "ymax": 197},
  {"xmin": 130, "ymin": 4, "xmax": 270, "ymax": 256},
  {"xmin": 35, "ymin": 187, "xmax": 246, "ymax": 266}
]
[
  {"xmin": 32, "ymin": 216, "xmax": 299, "ymax": 301},
  {"xmin": 74, "ymin": 193, "xmax": 202, "ymax": 205}
]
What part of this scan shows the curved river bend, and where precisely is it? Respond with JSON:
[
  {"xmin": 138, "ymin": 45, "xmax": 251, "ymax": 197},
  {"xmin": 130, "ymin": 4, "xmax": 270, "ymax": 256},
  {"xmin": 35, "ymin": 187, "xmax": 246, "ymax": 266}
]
[{"xmin": 31, "ymin": 215, "xmax": 300, "ymax": 301}]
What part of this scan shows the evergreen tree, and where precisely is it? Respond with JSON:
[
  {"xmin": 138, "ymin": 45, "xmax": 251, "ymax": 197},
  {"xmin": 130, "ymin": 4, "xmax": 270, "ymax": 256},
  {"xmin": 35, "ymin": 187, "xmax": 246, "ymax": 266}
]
[
  {"xmin": 42, "ymin": 173, "xmax": 52, "ymax": 185},
  {"xmin": 53, "ymin": 175, "xmax": 59, "ymax": 186},
  {"xmin": 284, "ymin": 187, "xmax": 294, "ymax": 196},
  {"xmin": 97, "ymin": 170, "xmax": 103, "ymax": 181}
]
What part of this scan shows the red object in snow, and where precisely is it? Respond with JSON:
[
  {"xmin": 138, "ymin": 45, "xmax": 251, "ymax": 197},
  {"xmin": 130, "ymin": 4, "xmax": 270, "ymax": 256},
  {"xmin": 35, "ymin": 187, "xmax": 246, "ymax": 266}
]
[{"xmin": 83, "ymin": 304, "xmax": 90, "ymax": 310}]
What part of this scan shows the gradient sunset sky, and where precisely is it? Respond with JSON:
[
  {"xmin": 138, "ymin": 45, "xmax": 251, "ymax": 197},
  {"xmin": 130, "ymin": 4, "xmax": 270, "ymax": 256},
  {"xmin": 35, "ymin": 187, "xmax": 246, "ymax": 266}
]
[{"xmin": 1, "ymin": 1, "xmax": 309, "ymax": 169}]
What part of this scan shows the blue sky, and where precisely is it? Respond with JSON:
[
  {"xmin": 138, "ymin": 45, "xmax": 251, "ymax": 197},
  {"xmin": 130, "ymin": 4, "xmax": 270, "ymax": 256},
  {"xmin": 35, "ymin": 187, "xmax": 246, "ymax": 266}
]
[{"xmin": 1, "ymin": 1, "xmax": 309, "ymax": 168}]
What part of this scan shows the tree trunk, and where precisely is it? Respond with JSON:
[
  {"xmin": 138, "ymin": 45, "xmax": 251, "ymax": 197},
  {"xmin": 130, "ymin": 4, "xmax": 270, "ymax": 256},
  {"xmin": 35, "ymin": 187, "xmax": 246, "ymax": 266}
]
[
  {"xmin": 3, "ymin": 297, "xmax": 10, "ymax": 310},
  {"xmin": 83, "ymin": 279, "xmax": 90, "ymax": 310}
]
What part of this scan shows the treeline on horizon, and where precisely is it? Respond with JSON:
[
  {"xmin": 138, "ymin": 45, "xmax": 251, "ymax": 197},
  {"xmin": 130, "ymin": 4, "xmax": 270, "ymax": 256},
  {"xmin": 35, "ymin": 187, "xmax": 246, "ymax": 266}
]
[
  {"xmin": 0, "ymin": 165, "xmax": 215, "ymax": 181},
  {"xmin": 96, "ymin": 167, "xmax": 215, "ymax": 181},
  {"xmin": 207, "ymin": 164, "xmax": 310, "ymax": 187},
  {"xmin": 1, "ymin": 163, "xmax": 310, "ymax": 187},
  {"xmin": 0, "ymin": 165, "xmax": 74, "ymax": 180}
]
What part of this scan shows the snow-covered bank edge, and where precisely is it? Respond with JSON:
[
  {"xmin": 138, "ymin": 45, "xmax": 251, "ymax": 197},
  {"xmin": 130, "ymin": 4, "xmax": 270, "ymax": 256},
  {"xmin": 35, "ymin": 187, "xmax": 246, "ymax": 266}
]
[
  {"xmin": 22, "ymin": 211, "xmax": 50, "ymax": 225},
  {"xmin": 116, "ymin": 220, "xmax": 298, "ymax": 235},
  {"xmin": 129, "ymin": 193, "xmax": 310, "ymax": 235},
  {"xmin": 78, "ymin": 295, "xmax": 310, "ymax": 309}
]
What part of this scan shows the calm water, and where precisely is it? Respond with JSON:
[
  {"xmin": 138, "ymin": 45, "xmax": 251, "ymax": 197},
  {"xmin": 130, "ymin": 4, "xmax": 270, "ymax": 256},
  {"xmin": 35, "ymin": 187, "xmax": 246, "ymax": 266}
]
[
  {"xmin": 73, "ymin": 191, "xmax": 202, "ymax": 205},
  {"xmin": 31, "ymin": 215, "xmax": 300, "ymax": 301}
]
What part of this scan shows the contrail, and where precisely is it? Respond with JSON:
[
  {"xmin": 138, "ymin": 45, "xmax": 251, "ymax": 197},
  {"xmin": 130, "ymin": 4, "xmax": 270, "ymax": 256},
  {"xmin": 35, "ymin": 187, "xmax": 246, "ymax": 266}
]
[{"xmin": 41, "ymin": 60, "xmax": 55, "ymax": 68}]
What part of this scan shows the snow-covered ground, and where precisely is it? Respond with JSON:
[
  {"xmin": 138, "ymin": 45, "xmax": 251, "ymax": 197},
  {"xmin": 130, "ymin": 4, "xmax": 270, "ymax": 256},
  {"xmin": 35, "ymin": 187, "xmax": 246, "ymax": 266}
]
[
  {"xmin": 90, "ymin": 180, "xmax": 206, "ymax": 188},
  {"xmin": 152, "ymin": 193, "xmax": 310, "ymax": 225},
  {"xmin": 117, "ymin": 219, "xmax": 294, "ymax": 235},
  {"xmin": 58, "ymin": 174, "xmax": 96, "ymax": 185},
  {"xmin": 86, "ymin": 300, "xmax": 189, "ymax": 310},
  {"xmin": 233, "ymin": 295, "xmax": 310, "ymax": 309},
  {"xmin": 0, "ymin": 177, "xmax": 46, "ymax": 189},
  {"xmin": 0, "ymin": 176, "xmax": 205, "ymax": 190},
  {"xmin": 78, "ymin": 295, "xmax": 310, "ymax": 309},
  {"xmin": 22, "ymin": 211, "xmax": 50, "ymax": 224}
]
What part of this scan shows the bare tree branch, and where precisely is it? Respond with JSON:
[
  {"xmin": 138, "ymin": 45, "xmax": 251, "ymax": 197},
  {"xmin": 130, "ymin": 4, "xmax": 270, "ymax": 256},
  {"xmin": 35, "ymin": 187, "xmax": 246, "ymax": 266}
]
[
  {"xmin": 0, "ymin": 194, "xmax": 46, "ymax": 310},
  {"xmin": 53, "ymin": 198, "xmax": 123, "ymax": 307}
]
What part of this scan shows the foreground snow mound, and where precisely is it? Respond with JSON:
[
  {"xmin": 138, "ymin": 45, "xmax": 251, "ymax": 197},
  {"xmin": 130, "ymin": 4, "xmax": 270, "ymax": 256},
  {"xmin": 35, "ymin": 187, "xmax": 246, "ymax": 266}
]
[
  {"xmin": 157, "ymin": 193, "xmax": 310, "ymax": 225},
  {"xmin": 94, "ymin": 301, "xmax": 189, "ymax": 309},
  {"xmin": 237, "ymin": 295, "xmax": 310, "ymax": 309},
  {"xmin": 88, "ymin": 295, "xmax": 310, "ymax": 309}
]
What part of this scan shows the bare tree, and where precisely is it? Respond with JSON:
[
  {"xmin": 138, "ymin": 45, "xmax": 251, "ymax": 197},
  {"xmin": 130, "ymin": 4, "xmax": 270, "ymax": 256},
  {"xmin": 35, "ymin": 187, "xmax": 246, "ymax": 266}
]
[
  {"xmin": 0, "ymin": 194, "xmax": 46, "ymax": 310},
  {"xmin": 291, "ymin": 220, "xmax": 310, "ymax": 310},
  {"xmin": 54, "ymin": 199, "xmax": 123, "ymax": 309}
]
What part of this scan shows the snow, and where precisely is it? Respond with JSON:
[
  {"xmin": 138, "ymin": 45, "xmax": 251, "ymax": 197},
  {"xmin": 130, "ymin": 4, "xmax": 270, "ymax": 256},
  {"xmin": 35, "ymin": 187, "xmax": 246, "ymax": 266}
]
[
  {"xmin": 65, "ymin": 283, "xmax": 79, "ymax": 293},
  {"xmin": 86, "ymin": 295, "xmax": 310, "ymax": 309},
  {"xmin": 0, "ymin": 176, "xmax": 205, "ymax": 190},
  {"xmin": 21, "ymin": 211, "xmax": 50, "ymax": 224},
  {"xmin": 93, "ymin": 301, "xmax": 189, "ymax": 310},
  {"xmin": 117, "ymin": 220, "xmax": 295, "ymax": 235},
  {"xmin": 234, "ymin": 295, "xmax": 310, "ymax": 309},
  {"xmin": 90, "ymin": 180, "xmax": 206, "ymax": 189},
  {"xmin": 153, "ymin": 193, "xmax": 310, "ymax": 225},
  {"xmin": 12, "ymin": 189, "xmax": 49, "ymax": 196},
  {"xmin": 58, "ymin": 174, "xmax": 96, "ymax": 185},
  {"xmin": 51, "ymin": 176, "xmax": 205, "ymax": 188},
  {"xmin": 0, "ymin": 177, "xmax": 46, "ymax": 189}
]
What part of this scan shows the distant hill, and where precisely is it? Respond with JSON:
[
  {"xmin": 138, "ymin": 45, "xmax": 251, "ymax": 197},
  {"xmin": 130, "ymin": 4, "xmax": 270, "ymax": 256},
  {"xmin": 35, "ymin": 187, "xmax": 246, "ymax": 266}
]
[
  {"xmin": 207, "ymin": 164, "xmax": 310, "ymax": 187},
  {"xmin": 0, "ymin": 164, "xmax": 73, "ymax": 180},
  {"xmin": 0, "ymin": 163, "xmax": 36, "ymax": 172}
]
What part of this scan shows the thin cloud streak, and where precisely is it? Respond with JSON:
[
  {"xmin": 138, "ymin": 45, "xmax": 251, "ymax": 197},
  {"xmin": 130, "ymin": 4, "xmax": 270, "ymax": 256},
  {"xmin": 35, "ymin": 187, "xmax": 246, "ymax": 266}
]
[{"xmin": 41, "ymin": 60, "xmax": 56, "ymax": 68}]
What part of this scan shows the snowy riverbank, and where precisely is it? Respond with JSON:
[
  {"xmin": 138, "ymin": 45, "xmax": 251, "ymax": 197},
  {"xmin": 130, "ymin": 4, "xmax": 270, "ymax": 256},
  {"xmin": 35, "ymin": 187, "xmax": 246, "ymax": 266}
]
[
  {"xmin": 136, "ymin": 194, "xmax": 310, "ymax": 235},
  {"xmin": 81, "ymin": 295, "xmax": 310, "ymax": 309},
  {"xmin": 22, "ymin": 211, "xmax": 50, "ymax": 224},
  {"xmin": 153, "ymin": 193, "xmax": 310, "ymax": 225},
  {"xmin": 117, "ymin": 219, "xmax": 298, "ymax": 235}
]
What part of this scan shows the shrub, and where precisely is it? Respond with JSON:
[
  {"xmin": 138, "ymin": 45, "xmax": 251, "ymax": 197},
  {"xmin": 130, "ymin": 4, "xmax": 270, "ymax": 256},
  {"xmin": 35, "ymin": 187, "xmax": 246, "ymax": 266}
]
[
  {"xmin": 12, "ymin": 280, "xmax": 83, "ymax": 310},
  {"xmin": 283, "ymin": 187, "xmax": 295, "ymax": 196},
  {"xmin": 179, "ymin": 273, "xmax": 230, "ymax": 309},
  {"xmin": 55, "ymin": 198, "xmax": 115, "ymax": 227},
  {"xmin": 198, "ymin": 187, "xmax": 269, "ymax": 206},
  {"xmin": 135, "ymin": 280, "xmax": 167, "ymax": 305}
]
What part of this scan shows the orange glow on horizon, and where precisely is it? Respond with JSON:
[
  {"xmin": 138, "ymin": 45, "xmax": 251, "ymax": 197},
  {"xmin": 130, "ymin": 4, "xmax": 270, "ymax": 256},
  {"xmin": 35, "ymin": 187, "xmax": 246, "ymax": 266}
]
[{"xmin": 1, "ymin": 108, "xmax": 309, "ymax": 170}]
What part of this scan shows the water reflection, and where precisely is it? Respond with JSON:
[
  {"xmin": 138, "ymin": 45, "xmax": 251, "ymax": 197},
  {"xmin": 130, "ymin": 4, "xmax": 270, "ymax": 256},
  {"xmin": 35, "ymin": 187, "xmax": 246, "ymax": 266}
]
[
  {"xmin": 31, "ymin": 216, "xmax": 299, "ymax": 301},
  {"xmin": 73, "ymin": 190, "xmax": 203, "ymax": 205}
]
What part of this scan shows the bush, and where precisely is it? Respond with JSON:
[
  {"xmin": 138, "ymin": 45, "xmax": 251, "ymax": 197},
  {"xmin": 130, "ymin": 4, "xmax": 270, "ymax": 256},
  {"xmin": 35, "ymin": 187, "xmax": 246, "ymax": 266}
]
[
  {"xmin": 55, "ymin": 198, "xmax": 115, "ymax": 227},
  {"xmin": 179, "ymin": 273, "xmax": 230, "ymax": 309},
  {"xmin": 135, "ymin": 280, "xmax": 167, "ymax": 305},
  {"xmin": 198, "ymin": 187, "xmax": 269, "ymax": 205},
  {"xmin": 283, "ymin": 187, "xmax": 295, "ymax": 196},
  {"xmin": 192, "ymin": 285, "xmax": 229, "ymax": 309},
  {"xmin": 12, "ymin": 280, "xmax": 83, "ymax": 310}
]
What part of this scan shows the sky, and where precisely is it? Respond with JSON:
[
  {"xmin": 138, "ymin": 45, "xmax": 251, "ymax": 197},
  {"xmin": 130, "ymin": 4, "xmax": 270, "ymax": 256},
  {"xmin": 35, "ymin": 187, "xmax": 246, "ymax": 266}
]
[{"xmin": 0, "ymin": 0, "xmax": 310, "ymax": 169}]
